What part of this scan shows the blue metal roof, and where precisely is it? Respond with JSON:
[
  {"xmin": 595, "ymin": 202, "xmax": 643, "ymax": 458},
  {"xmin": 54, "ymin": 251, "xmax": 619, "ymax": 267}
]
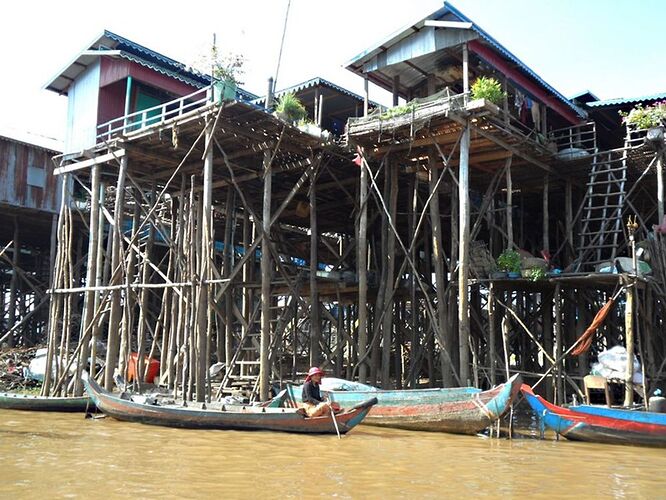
[
  {"xmin": 587, "ymin": 92, "xmax": 666, "ymax": 108},
  {"xmin": 344, "ymin": 1, "xmax": 585, "ymax": 119},
  {"xmin": 253, "ymin": 76, "xmax": 379, "ymax": 107}
]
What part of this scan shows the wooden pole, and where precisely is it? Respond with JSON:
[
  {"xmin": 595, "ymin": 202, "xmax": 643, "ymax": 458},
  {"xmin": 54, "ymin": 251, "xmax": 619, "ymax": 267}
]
[
  {"xmin": 488, "ymin": 282, "xmax": 497, "ymax": 386},
  {"xmin": 363, "ymin": 76, "xmax": 369, "ymax": 117},
  {"xmin": 392, "ymin": 75, "xmax": 400, "ymax": 107},
  {"xmin": 624, "ymin": 281, "xmax": 635, "ymax": 407},
  {"xmin": 74, "ymin": 164, "xmax": 100, "ymax": 395},
  {"xmin": 565, "ymin": 180, "xmax": 574, "ymax": 264},
  {"xmin": 259, "ymin": 150, "xmax": 273, "ymax": 401},
  {"xmin": 429, "ymin": 153, "xmax": 453, "ymax": 387},
  {"xmin": 104, "ymin": 154, "xmax": 128, "ymax": 390},
  {"xmin": 309, "ymin": 164, "xmax": 321, "ymax": 366},
  {"xmin": 381, "ymin": 159, "xmax": 398, "ymax": 387},
  {"xmin": 357, "ymin": 148, "xmax": 369, "ymax": 383},
  {"xmin": 543, "ymin": 175, "xmax": 550, "ymax": 253},
  {"xmin": 657, "ymin": 153, "xmax": 664, "ymax": 224},
  {"xmin": 196, "ymin": 118, "xmax": 214, "ymax": 401},
  {"xmin": 505, "ymin": 156, "xmax": 513, "ymax": 249},
  {"xmin": 458, "ymin": 120, "xmax": 471, "ymax": 385},
  {"xmin": 6, "ymin": 218, "xmax": 19, "ymax": 347}
]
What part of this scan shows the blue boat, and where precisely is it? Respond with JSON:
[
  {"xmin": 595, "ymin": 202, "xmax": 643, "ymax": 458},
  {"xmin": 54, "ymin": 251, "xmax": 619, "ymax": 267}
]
[
  {"xmin": 522, "ymin": 384, "xmax": 666, "ymax": 447},
  {"xmin": 267, "ymin": 374, "xmax": 522, "ymax": 434}
]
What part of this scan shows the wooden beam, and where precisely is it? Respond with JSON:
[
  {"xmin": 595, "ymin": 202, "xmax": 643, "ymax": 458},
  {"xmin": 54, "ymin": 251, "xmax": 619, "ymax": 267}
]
[{"xmin": 55, "ymin": 149, "xmax": 126, "ymax": 175}]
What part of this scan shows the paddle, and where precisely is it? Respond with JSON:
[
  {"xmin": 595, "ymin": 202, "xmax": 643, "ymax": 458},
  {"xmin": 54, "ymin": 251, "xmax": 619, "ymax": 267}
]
[{"xmin": 328, "ymin": 402, "xmax": 341, "ymax": 439}]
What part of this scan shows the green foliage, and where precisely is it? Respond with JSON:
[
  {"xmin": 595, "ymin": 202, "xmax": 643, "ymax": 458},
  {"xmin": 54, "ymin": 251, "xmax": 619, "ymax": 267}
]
[
  {"xmin": 380, "ymin": 103, "xmax": 415, "ymax": 120},
  {"xmin": 496, "ymin": 249, "xmax": 521, "ymax": 273},
  {"xmin": 275, "ymin": 92, "xmax": 307, "ymax": 123},
  {"xmin": 194, "ymin": 41, "xmax": 245, "ymax": 86},
  {"xmin": 470, "ymin": 76, "xmax": 505, "ymax": 105},
  {"xmin": 528, "ymin": 267, "xmax": 547, "ymax": 282},
  {"xmin": 620, "ymin": 102, "xmax": 666, "ymax": 130}
]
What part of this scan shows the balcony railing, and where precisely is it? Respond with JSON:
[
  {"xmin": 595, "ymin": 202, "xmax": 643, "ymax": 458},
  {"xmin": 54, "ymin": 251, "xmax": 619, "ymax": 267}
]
[{"xmin": 96, "ymin": 87, "xmax": 212, "ymax": 143}]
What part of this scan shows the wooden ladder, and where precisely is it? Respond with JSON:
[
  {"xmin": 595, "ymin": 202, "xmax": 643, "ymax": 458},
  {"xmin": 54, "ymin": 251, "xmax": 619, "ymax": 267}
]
[
  {"xmin": 576, "ymin": 149, "xmax": 628, "ymax": 271},
  {"xmin": 218, "ymin": 269, "xmax": 304, "ymax": 400}
]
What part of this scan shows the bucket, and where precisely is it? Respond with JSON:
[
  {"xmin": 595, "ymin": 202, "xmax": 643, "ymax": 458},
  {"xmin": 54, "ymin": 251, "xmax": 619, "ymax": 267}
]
[
  {"xmin": 128, "ymin": 353, "xmax": 160, "ymax": 384},
  {"xmin": 649, "ymin": 396, "xmax": 666, "ymax": 413}
]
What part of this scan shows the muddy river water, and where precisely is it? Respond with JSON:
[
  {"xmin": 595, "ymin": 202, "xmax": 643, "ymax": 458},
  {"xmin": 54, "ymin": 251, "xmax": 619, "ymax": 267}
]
[{"xmin": 1, "ymin": 408, "xmax": 665, "ymax": 498}]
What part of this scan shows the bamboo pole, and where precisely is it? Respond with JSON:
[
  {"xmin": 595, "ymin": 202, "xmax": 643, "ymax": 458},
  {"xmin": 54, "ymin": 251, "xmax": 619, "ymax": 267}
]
[{"xmin": 7, "ymin": 219, "xmax": 19, "ymax": 347}]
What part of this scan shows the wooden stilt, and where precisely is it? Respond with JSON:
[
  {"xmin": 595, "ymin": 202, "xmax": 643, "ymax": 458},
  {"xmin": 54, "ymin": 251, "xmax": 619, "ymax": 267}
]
[
  {"xmin": 259, "ymin": 150, "xmax": 273, "ymax": 401},
  {"xmin": 357, "ymin": 148, "xmax": 369, "ymax": 383},
  {"xmin": 458, "ymin": 121, "xmax": 471, "ymax": 385},
  {"xmin": 104, "ymin": 155, "xmax": 128, "ymax": 390},
  {"xmin": 309, "ymin": 165, "xmax": 321, "ymax": 366}
]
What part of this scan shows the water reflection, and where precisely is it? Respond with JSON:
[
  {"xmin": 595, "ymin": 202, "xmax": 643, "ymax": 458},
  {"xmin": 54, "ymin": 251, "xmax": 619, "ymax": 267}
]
[{"xmin": 1, "ymin": 409, "xmax": 665, "ymax": 498}]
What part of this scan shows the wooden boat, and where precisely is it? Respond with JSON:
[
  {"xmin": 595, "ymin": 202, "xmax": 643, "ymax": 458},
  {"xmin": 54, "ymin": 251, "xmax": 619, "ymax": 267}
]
[
  {"xmin": 83, "ymin": 373, "xmax": 377, "ymax": 434},
  {"xmin": 521, "ymin": 384, "xmax": 666, "ymax": 447},
  {"xmin": 268, "ymin": 374, "xmax": 522, "ymax": 434},
  {"xmin": 0, "ymin": 391, "xmax": 93, "ymax": 412}
]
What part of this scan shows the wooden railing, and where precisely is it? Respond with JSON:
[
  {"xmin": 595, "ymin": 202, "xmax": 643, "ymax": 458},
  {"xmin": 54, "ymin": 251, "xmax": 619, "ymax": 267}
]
[
  {"xmin": 547, "ymin": 121, "xmax": 597, "ymax": 157},
  {"xmin": 96, "ymin": 87, "xmax": 212, "ymax": 143}
]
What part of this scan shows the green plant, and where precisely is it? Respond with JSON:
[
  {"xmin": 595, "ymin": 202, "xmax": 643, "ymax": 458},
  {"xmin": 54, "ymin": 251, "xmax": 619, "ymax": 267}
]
[
  {"xmin": 275, "ymin": 92, "xmax": 307, "ymax": 122},
  {"xmin": 470, "ymin": 76, "xmax": 505, "ymax": 105},
  {"xmin": 193, "ymin": 41, "xmax": 245, "ymax": 86},
  {"xmin": 380, "ymin": 103, "xmax": 415, "ymax": 120},
  {"xmin": 496, "ymin": 249, "xmax": 521, "ymax": 273},
  {"xmin": 620, "ymin": 101, "xmax": 666, "ymax": 130},
  {"xmin": 528, "ymin": 267, "xmax": 547, "ymax": 282}
]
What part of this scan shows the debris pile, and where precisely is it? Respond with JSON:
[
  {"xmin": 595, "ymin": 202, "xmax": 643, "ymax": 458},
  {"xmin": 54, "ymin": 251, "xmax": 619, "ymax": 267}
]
[{"xmin": 0, "ymin": 346, "xmax": 43, "ymax": 392}]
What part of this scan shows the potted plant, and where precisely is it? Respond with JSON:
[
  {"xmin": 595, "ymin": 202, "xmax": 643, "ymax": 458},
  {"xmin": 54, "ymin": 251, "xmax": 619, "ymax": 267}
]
[
  {"xmin": 620, "ymin": 101, "xmax": 666, "ymax": 130},
  {"xmin": 525, "ymin": 267, "xmax": 547, "ymax": 282},
  {"xmin": 194, "ymin": 42, "xmax": 245, "ymax": 103},
  {"xmin": 275, "ymin": 92, "xmax": 307, "ymax": 123},
  {"xmin": 470, "ymin": 76, "xmax": 505, "ymax": 106},
  {"xmin": 496, "ymin": 249, "xmax": 521, "ymax": 279}
]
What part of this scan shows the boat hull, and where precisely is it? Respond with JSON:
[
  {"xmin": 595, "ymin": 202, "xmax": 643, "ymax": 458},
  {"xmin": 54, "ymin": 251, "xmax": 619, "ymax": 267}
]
[
  {"xmin": 0, "ymin": 392, "xmax": 93, "ymax": 412},
  {"xmin": 272, "ymin": 374, "xmax": 522, "ymax": 434},
  {"xmin": 84, "ymin": 375, "xmax": 375, "ymax": 434},
  {"xmin": 522, "ymin": 385, "xmax": 666, "ymax": 447}
]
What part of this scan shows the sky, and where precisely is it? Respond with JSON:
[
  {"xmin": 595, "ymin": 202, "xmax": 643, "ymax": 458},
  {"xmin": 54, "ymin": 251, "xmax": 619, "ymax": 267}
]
[{"xmin": 1, "ymin": 0, "xmax": 665, "ymax": 142}]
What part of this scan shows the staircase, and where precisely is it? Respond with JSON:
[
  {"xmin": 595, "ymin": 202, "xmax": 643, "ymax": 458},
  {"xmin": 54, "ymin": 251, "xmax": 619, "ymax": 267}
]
[{"xmin": 576, "ymin": 149, "xmax": 628, "ymax": 271}]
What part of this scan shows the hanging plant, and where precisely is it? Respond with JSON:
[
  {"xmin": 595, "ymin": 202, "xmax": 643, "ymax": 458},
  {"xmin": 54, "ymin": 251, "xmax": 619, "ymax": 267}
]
[{"xmin": 471, "ymin": 76, "xmax": 505, "ymax": 105}]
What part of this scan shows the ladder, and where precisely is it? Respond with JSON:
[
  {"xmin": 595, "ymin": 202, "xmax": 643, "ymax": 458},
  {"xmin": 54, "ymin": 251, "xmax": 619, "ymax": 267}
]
[
  {"xmin": 218, "ymin": 268, "xmax": 305, "ymax": 400},
  {"xmin": 576, "ymin": 149, "xmax": 628, "ymax": 271}
]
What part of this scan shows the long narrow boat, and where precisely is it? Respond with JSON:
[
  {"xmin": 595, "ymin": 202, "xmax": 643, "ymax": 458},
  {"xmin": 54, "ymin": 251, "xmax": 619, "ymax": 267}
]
[
  {"xmin": 521, "ymin": 384, "xmax": 666, "ymax": 447},
  {"xmin": 0, "ymin": 391, "xmax": 93, "ymax": 412},
  {"xmin": 268, "ymin": 374, "xmax": 522, "ymax": 434},
  {"xmin": 84, "ymin": 373, "xmax": 376, "ymax": 434}
]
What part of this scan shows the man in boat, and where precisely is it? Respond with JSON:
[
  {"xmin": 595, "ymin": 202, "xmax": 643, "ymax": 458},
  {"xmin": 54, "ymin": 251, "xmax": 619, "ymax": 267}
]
[{"xmin": 302, "ymin": 367, "xmax": 340, "ymax": 417}]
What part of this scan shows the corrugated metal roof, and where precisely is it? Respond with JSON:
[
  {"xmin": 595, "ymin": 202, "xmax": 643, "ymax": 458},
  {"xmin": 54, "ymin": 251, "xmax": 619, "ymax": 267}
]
[
  {"xmin": 587, "ymin": 92, "xmax": 666, "ymax": 108},
  {"xmin": 253, "ymin": 77, "xmax": 379, "ymax": 107},
  {"xmin": 344, "ymin": 1, "xmax": 585, "ymax": 118},
  {"xmin": 0, "ymin": 127, "xmax": 62, "ymax": 153},
  {"xmin": 45, "ymin": 30, "xmax": 257, "ymax": 101}
]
